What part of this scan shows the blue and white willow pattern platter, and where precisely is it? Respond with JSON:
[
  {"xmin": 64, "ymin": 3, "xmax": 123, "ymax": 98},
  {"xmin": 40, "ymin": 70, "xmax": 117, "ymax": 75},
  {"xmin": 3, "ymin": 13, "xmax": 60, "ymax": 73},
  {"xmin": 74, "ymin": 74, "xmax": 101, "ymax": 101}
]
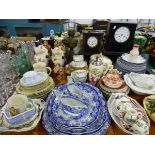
[{"xmin": 42, "ymin": 82, "xmax": 111, "ymax": 135}]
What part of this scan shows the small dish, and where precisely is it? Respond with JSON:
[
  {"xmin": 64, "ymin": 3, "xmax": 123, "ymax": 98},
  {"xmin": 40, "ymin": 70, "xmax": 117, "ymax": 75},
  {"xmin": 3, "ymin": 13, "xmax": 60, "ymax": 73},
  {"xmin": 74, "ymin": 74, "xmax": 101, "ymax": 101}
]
[
  {"xmin": 2, "ymin": 99, "xmax": 36, "ymax": 124},
  {"xmin": 124, "ymin": 74, "xmax": 155, "ymax": 95},
  {"xmin": 143, "ymin": 95, "xmax": 155, "ymax": 122},
  {"xmin": 129, "ymin": 72, "xmax": 155, "ymax": 90}
]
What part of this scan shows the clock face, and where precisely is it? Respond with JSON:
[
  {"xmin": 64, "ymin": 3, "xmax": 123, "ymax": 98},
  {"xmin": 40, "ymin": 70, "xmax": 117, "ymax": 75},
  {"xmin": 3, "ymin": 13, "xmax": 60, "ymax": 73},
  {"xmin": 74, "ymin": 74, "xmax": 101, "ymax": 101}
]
[
  {"xmin": 87, "ymin": 36, "xmax": 98, "ymax": 48},
  {"xmin": 114, "ymin": 26, "xmax": 130, "ymax": 43}
]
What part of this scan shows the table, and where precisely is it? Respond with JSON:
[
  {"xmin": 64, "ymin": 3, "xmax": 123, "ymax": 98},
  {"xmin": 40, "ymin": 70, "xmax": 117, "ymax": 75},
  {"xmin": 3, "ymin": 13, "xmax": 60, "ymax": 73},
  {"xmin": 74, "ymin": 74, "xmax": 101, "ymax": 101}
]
[{"xmin": 2, "ymin": 73, "xmax": 155, "ymax": 135}]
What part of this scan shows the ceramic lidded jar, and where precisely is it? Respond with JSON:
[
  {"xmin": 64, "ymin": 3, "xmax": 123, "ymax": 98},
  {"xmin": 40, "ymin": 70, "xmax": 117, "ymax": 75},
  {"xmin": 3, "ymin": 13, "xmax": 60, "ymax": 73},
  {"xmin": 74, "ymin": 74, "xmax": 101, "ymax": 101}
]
[
  {"xmin": 129, "ymin": 44, "xmax": 140, "ymax": 62},
  {"xmin": 89, "ymin": 56, "xmax": 104, "ymax": 77}
]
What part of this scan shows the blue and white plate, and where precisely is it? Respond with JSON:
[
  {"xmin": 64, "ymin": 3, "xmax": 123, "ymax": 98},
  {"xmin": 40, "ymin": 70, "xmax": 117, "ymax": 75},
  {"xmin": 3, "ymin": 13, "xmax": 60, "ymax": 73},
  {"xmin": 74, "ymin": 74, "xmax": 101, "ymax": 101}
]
[{"xmin": 42, "ymin": 82, "xmax": 111, "ymax": 135}]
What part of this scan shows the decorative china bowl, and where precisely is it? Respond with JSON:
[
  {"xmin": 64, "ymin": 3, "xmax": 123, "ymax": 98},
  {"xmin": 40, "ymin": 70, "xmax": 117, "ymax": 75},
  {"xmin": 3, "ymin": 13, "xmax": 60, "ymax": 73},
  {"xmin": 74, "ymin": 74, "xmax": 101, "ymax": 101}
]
[
  {"xmin": 108, "ymin": 93, "xmax": 150, "ymax": 135},
  {"xmin": 2, "ymin": 98, "xmax": 36, "ymax": 124},
  {"xmin": 71, "ymin": 70, "xmax": 88, "ymax": 82},
  {"xmin": 101, "ymin": 69, "xmax": 124, "ymax": 89},
  {"xmin": 124, "ymin": 74, "xmax": 155, "ymax": 95},
  {"xmin": 129, "ymin": 72, "xmax": 155, "ymax": 90},
  {"xmin": 143, "ymin": 95, "xmax": 155, "ymax": 122}
]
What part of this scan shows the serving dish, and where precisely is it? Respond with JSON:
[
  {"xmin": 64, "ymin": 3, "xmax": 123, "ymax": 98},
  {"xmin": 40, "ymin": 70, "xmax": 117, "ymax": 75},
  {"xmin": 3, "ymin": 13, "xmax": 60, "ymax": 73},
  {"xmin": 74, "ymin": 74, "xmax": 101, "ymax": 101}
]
[
  {"xmin": 129, "ymin": 72, "xmax": 155, "ymax": 90},
  {"xmin": 42, "ymin": 82, "xmax": 111, "ymax": 134},
  {"xmin": 143, "ymin": 95, "xmax": 155, "ymax": 122},
  {"xmin": 2, "ymin": 99, "xmax": 35, "ymax": 124},
  {"xmin": 108, "ymin": 93, "xmax": 150, "ymax": 135},
  {"xmin": 124, "ymin": 74, "xmax": 155, "ymax": 95},
  {"xmin": 0, "ymin": 99, "xmax": 45, "ymax": 132}
]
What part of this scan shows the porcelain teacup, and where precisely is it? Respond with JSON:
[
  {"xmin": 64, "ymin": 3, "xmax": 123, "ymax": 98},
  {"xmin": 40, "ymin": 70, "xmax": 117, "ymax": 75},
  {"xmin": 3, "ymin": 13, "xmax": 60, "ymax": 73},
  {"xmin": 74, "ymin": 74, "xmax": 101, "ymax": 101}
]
[
  {"xmin": 7, "ymin": 94, "xmax": 29, "ymax": 114},
  {"xmin": 71, "ymin": 70, "xmax": 88, "ymax": 82},
  {"xmin": 33, "ymin": 62, "xmax": 52, "ymax": 75},
  {"xmin": 73, "ymin": 55, "xmax": 84, "ymax": 62},
  {"xmin": 114, "ymin": 101, "xmax": 132, "ymax": 118},
  {"xmin": 124, "ymin": 108, "xmax": 143, "ymax": 125}
]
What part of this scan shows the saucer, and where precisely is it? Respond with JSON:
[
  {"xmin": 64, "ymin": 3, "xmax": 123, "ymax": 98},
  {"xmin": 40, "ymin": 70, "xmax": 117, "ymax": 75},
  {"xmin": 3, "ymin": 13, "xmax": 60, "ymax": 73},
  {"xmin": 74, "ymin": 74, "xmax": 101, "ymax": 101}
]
[{"xmin": 20, "ymin": 71, "xmax": 48, "ymax": 87}]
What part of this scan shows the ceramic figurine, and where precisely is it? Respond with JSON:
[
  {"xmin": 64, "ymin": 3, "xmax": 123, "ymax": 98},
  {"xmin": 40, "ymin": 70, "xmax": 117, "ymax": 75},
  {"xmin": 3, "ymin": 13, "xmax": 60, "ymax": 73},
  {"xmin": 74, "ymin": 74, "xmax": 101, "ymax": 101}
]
[{"xmin": 52, "ymin": 46, "xmax": 65, "ymax": 66}]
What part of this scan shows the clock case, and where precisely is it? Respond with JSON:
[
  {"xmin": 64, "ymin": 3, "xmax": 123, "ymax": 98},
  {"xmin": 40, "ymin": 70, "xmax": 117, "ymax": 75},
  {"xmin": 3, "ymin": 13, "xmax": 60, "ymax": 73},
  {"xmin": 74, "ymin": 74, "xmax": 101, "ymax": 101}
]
[
  {"xmin": 83, "ymin": 30, "xmax": 104, "ymax": 55},
  {"xmin": 104, "ymin": 22, "xmax": 137, "ymax": 56}
]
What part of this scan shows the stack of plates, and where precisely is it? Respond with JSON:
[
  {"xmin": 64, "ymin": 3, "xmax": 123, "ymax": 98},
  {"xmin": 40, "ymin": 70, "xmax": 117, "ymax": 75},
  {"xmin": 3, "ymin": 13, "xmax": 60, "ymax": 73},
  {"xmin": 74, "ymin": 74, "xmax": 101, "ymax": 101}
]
[
  {"xmin": 42, "ymin": 82, "xmax": 111, "ymax": 135},
  {"xmin": 16, "ymin": 71, "xmax": 55, "ymax": 98},
  {"xmin": 124, "ymin": 73, "xmax": 155, "ymax": 95},
  {"xmin": 98, "ymin": 79, "xmax": 130, "ymax": 98},
  {"xmin": 115, "ymin": 53, "xmax": 146, "ymax": 74}
]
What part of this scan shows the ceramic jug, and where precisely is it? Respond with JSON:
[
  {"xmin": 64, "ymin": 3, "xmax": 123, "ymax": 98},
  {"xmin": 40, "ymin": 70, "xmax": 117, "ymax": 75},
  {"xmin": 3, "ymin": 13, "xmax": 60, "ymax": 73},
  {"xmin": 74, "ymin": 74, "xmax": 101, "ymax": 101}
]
[
  {"xmin": 34, "ymin": 45, "xmax": 48, "ymax": 64},
  {"xmin": 33, "ymin": 62, "xmax": 52, "ymax": 75}
]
